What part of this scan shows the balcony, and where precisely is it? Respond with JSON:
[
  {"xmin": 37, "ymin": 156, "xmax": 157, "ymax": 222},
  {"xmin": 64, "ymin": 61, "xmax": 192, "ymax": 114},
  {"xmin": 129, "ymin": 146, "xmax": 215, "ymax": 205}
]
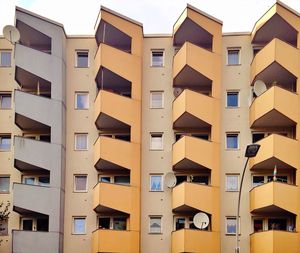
[
  {"xmin": 250, "ymin": 181, "xmax": 298, "ymax": 214},
  {"xmin": 250, "ymin": 230, "xmax": 298, "ymax": 253},
  {"xmin": 250, "ymin": 86, "xmax": 298, "ymax": 128},
  {"xmin": 251, "ymin": 39, "xmax": 299, "ymax": 86},
  {"xmin": 249, "ymin": 134, "xmax": 298, "ymax": 170},
  {"xmin": 13, "ymin": 230, "xmax": 60, "ymax": 253},
  {"xmin": 173, "ymin": 136, "xmax": 215, "ymax": 170},
  {"xmin": 92, "ymin": 229, "xmax": 139, "ymax": 253},
  {"xmin": 93, "ymin": 182, "xmax": 138, "ymax": 214},
  {"xmin": 172, "ymin": 229, "xmax": 219, "ymax": 253},
  {"xmin": 94, "ymin": 136, "xmax": 139, "ymax": 171},
  {"xmin": 172, "ymin": 182, "xmax": 217, "ymax": 214},
  {"xmin": 173, "ymin": 42, "xmax": 220, "ymax": 88},
  {"xmin": 94, "ymin": 90, "xmax": 139, "ymax": 131}
]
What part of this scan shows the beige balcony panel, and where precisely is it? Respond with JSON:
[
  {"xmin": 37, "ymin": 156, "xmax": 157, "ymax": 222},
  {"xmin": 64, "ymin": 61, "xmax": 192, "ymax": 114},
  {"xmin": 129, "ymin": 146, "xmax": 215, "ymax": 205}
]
[
  {"xmin": 249, "ymin": 134, "xmax": 298, "ymax": 170},
  {"xmin": 250, "ymin": 230, "xmax": 298, "ymax": 253},
  {"xmin": 250, "ymin": 181, "xmax": 298, "ymax": 214},
  {"xmin": 172, "ymin": 229, "xmax": 220, "ymax": 253},
  {"xmin": 92, "ymin": 229, "xmax": 139, "ymax": 253}
]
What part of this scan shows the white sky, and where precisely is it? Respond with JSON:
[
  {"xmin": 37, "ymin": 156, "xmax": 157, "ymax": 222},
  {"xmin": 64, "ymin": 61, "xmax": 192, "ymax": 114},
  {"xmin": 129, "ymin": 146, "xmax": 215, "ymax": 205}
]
[{"xmin": 1, "ymin": 0, "xmax": 300, "ymax": 35}]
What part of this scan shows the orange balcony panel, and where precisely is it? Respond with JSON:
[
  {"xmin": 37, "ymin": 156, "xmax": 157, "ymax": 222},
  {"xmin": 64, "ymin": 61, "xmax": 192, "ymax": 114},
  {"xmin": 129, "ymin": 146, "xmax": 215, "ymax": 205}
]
[
  {"xmin": 250, "ymin": 181, "xmax": 298, "ymax": 214},
  {"xmin": 94, "ymin": 43, "xmax": 141, "ymax": 84},
  {"xmin": 250, "ymin": 86, "xmax": 298, "ymax": 128},
  {"xmin": 172, "ymin": 182, "xmax": 218, "ymax": 214},
  {"xmin": 94, "ymin": 90, "xmax": 139, "ymax": 130},
  {"xmin": 173, "ymin": 89, "xmax": 216, "ymax": 129},
  {"xmin": 249, "ymin": 134, "xmax": 298, "ymax": 170},
  {"xmin": 173, "ymin": 42, "xmax": 220, "ymax": 85},
  {"xmin": 250, "ymin": 230, "xmax": 298, "ymax": 253},
  {"xmin": 173, "ymin": 136, "xmax": 216, "ymax": 170},
  {"xmin": 172, "ymin": 229, "xmax": 220, "ymax": 253},
  {"xmin": 92, "ymin": 229, "xmax": 139, "ymax": 253},
  {"xmin": 93, "ymin": 182, "xmax": 137, "ymax": 214},
  {"xmin": 251, "ymin": 39, "xmax": 300, "ymax": 85}
]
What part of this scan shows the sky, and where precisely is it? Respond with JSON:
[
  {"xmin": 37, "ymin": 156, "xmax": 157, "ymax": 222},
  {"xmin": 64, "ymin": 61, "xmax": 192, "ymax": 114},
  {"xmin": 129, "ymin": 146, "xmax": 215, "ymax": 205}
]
[{"xmin": 1, "ymin": 0, "xmax": 300, "ymax": 35}]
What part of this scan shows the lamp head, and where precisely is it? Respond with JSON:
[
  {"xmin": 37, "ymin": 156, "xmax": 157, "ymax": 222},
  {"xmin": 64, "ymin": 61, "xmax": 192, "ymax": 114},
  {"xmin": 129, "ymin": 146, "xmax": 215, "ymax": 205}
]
[{"xmin": 245, "ymin": 144, "xmax": 260, "ymax": 158}]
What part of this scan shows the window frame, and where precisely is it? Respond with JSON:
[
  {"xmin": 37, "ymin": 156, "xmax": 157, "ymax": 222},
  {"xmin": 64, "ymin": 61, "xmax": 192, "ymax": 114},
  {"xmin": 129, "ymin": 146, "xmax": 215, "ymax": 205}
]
[
  {"xmin": 149, "ymin": 174, "xmax": 163, "ymax": 192},
  {"xmin": 75, "ymin": 50, "xmax": 89, "ymax": 68},
  {"xmin": 0, "ymin": 93, "xmax": 12, "ymax": 109},
  {"xmin": 227, "ymin": 48, "xmax": 241, "ymax": 66},
  {"xmin": 225, "ymin": 216, "xmax": 240, "ymax": 235},
  {"xmin": 72, "ymin": 216, "xmax": 87, "ymax": 235},
  {"xmin": 74, "ymin": 133, "xmax": 88, "ymax": 151},
  {"xmin": 149, "ymin": 216, "xmax": 162, "ymax": 234},
  {"xmin": 0, "ymin": 134, "xmax": 11, "ymax": 151},
  {"xmin": 150, "ymin": 91, "xmax": 164, "ymax": 109},
  {"xmin": 150, "ymin": 133, "xmax": 163, "ymax": 151},
  {"xmin": 226, "ymin": 90, "xmax": 239, "ymax": 108},
  {"xmin": 73, "ymin": 174, "xmax": 88, "ymax": 192},
  {"xmin": 225, "ymin": 132, "xmax": 239, "ymax": 150},
  {"xmin": 225, "ymin": 174, "xmax": 239, "ymax": 192},
  {"xmin": 151, "ymin": 50, "xmax": 164, "ymax": 67},
  {"xmin": 0, "ymin": 50, "xmax": 12, "ymax": 67},
  {"xmin": 75, "ymin": 92, "xmax": 89, "ymax": 110},
  {"xmin": 0, "ymin": 175, "xmax": 10, "ymax": 193}
]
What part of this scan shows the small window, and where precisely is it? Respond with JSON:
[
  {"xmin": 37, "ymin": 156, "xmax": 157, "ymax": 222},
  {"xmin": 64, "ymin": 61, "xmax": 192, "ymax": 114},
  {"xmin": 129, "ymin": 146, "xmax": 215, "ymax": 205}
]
[
  {"xmin": 0, "ymin": 93, "xmax": 12, "ymax": 109},
  {"xmin": 0, "ymin": 135, "xmax": 11, "ymax": 151},
  {"xmin": 0, "ymin": 176, "xmax": 10, "ymax": 193},
  {"xmin": 150, "ymin": 91, "xmax": 164, "ymax": 109},
  {"xmin": 226, "ymin": 133, "xmax": 239, "ymax": 149},
  {"xmin": 150, "ymin": 175, "xmax": 163, "ymax": 192},
  {"xmin": 114, "ymin": 176, "xmax": 130, "ymax": 185},
  {"xmin": 226, "ymin": 91, "xmax": 239, "ymax": 107},
  {"xmin": 75, "ymin": 133, "xmax": 88, "ymax": 150},
  {"xmin": 149, "ymin": 216, "xmax": 162, "ymax": 234},
  {"xmin": 227, "ymin": 49, "xmax": 240, "ymax": 65},
  {"xmin": 0, "ymin": 51, "xmax": 11, "ymax": 67},
  {"xmin": 74, "ymin": 175, "xmax": 87, "ymax": 192},
  {"xmin": 76, "ymin": 51, "xmax": 89, "ymax": 68},
  {"xmin": 151, "ymin": 50, "xmax": 164, "ymax": 67},
  {"xmin": 150, "ymin": 133, "xmax": 163, "ymax": 150},
  {"xmin": 226, "ymin": 174, "xmax": 239, "ymax": 192},
  {"xmin": 252, "ymin": 133, "xmax": 265, "ymax": 143},
  {"xmin": 99, "ymin": 176, "xmax": 111, "ymax": 183},
  {"xmin": 113, "ymin": 217, "xmax": 127, "ymax": 230},
  {"xmin": 75, "ymin": 92, "xmax": 89, "ymax": 109},
  {"xmin": 175, "ymin": 217, "xmax": 186, "ymax": 230},
  {"xmin": 252, "ymin": 175, "xmax": 265, "ymax": 187},
  {"xmin": 226, "ymin": 217, "xmax": 237, "ymax": 235},
  {"xmin": 73, "ymin": 217, "xmax": 86, "ymax": 234}
]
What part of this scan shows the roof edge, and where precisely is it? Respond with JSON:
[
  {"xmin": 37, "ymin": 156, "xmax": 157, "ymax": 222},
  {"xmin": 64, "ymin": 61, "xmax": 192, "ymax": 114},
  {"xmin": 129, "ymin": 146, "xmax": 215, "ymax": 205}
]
[
  {"xmin": 223, "ymin": 31, "xmax": 251, "ymax": 36},
  {"xmin": 187, "ymin": 4, "xmax": 223, "ymax": 25},
  {"xmin": 144, "ymin": 33, "xmax": 172, "ymax": 38}
]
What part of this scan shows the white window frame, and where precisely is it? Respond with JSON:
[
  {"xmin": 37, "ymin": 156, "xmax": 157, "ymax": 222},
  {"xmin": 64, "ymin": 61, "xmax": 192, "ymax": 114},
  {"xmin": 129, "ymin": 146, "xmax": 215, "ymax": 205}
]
[
  {"xmin": 75, "ymin": 50, "xmax": 89, "ymax": 68},
  {"xmin": 74, "ymin": 133, "xmax": 88, "ymax": 151},
  {"xmin": 74, "ymin": 174, "xmax": 88, "ymax": 192},
  {"xmin": 21, "ymin": 217, "xmax": 36, "ymax": 231},
  {"xmin": 0, "ymin": 93, "xmax": 12, "ymax": 109},
  {"xmin": 149, "ymin": 174, "xmax": 163, "ymax": 192},
  {"xmin": 150, "ymin": 91, "xmax": 164, "ymax": 109},
  {"xmin": 0, "ymin": 50, "xmax": 12, "ymax": 67},
  {"xmin": 150, "ymin": 133, "xmax": 163, "ymax": 150},
  {"xmin": 151, "ymin": 50, "xmax": 164, "ymax": 67},
  {"xmin": 225, "ymin": 132, "xmax": 239, "ymax": 150},
  {"xmin": 72, "ymin": 216, "xmax": 87, "ymax": 235},
  {"xmin": 225, "ymin": 216, "xmax": 240, "ymax": 235},
  {"xmin": 0, "ymin": 175, "xmax": 10, "ymax": 193},
  {"xmin": 0, "ymin": 134, "xmax": 11, "ymax": 151},
  {"xmin": 225, "ymin": 174, "xmax": 239, "ymax": 192},
  {"xmin": 227, "ymin": 48, "xmax": 241, "ymax": 65},
  {"xmin": 22, "ymin": 175, "xmax": 50, "ymax": 187},
  {"xmin": 226, "ymin": 90, "xmax": 239, "ymax": 108},
  {"xmin": 149, "ymin": 216, "xmax": 162, "ymax": 234},
  {"xmin": 75, "ymin": 92, "xmax": 89, "ymax": 109}
]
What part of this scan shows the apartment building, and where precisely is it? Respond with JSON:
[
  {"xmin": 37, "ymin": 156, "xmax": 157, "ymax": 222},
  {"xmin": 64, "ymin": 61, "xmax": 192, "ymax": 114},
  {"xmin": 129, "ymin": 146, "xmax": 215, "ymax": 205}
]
[{"xmin": 0, "ymin": 1, "xmax": 300, "ymax": 253}]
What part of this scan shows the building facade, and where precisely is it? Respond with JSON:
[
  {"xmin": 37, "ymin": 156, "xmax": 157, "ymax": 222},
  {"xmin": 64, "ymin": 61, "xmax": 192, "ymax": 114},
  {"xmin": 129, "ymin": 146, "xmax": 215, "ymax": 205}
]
[{"xmin": 0, "ymin": 1, "xmax": 300, "ymax": 252}]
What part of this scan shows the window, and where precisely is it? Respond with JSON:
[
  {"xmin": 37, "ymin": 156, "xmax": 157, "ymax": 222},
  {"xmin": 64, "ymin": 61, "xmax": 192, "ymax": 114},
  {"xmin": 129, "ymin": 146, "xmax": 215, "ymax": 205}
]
[
  {"xmin": 0, "ymin": 135, "xmax": 11, "ymax": 151},
  {"xmin": 151, "ymin": 50, "xmax": 164, "ymax": 67},
  {"xmin": 226, "ymin": 133, "xmax": 239, "ymax": 149},
  {"xmin": 227, "ymin": 48, "xmax": 240, "ymax": 65},
  {"xmin": 149, "ymin": 216, "xmax": 162, "ymax": 234},
  {"xmin": 76, "ymin": 51, "xmax": 89, "ymax": 68},
  {"xmin": 0, "ymin": 176, "xmax": 9, "ymax": 193},
  {"xmin": 226, "ymin": 174, "xmax": 239, "ymax": 191},
  {"xmin": 150, "ymin": 133, "xmax": 163, "ymax": 150},
  {"xmin": 0, "ymin": 93, "xmax": 11, "ymax": 109},
  {"xmin": 226, "ymin": 217, "xmax": 237, "ymax": 235},
  {"xmin": 150, "ymin": 91, "xmax": 164, "ymax": 109},
  {"xmin": 21, "ymin": 218, "xmax": 48, "ymax": 232},
  {"xmin": 73, "ymin": 217, "xmax": 86, "ymax": 234},
  {"xmin": 74, "ymin": 175, "xmax": 87, "ymax": 192},
  {"xmin": 98, "ymin": 217, "xmax": 127, "ymax": 230},
  {"xmin": 114, "ymin": 176, "xmax": 130, "ymax": 185},
  {"xmin": 75, "ymin": 133, "xmax": 88, "ymax": 150},
  {"xmin": 150, "ymin": 175, "xmax": 163, "ymax": 191},
  {"xmin": 75, "ymin": 92, "xmax": 89, "ymax": 109},
  {"xmin": 22, "ymin": 175, "xmax": 50, "ymax": 186},
  {"xmin": 0, "ymin": 51, "xmax": 11, "ymax": 67},
  {"xmin": 0, "ymin": 219, "xmax": 8, "ymax": 236},
  {"xmin": 226, "ymin": 91, "xmax": 239, "ymax": 107}
]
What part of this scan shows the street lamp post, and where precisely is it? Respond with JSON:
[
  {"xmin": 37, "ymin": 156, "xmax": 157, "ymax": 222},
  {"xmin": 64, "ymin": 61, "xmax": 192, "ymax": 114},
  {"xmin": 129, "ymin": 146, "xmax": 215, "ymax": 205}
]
[{"xmin": 235, "ymin": 144, "xmax": 260, "ymax": 253}]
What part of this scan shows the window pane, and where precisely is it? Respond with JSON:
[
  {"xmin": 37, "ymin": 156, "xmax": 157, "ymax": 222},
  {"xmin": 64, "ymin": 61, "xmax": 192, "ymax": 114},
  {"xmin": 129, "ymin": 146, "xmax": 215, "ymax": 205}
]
[
  {"xmin": 99, "ymin": 176, "xmax": 111, "ymax": 183},
  {"xmin": 151, "ymin": 92, "xmax": 163, "ymax": 108},
  {"xmin": 24, "ymin": 177, "xmax": 35, "ymax": 185},
  {"xmin": 74, "ymin": 218, "xmax": 86, "ymax": 234},
  {"xmin": 99, "ymin": 217, "xmax": 110, "ymax": 229},
  {"xmin": 114, "ymin": 176, "xmax": 130, "ymax": 185},
  {"xmin": 152, "ymin": 51, "xmax": 164, "ymax": 67},
  {"xmin": 226, "ymin": 218, "xmax": 236, "ymax": 234},
  {"xmin": 22, "ymin": 220, "xmax": 33, "ymax": 231},
  {"xmin": 228, "ymin": 50, "xmax": 239, "ymax": 65},
  {"xmin": 1, "ymin": 52, "xmax": 11, "ymax": 67},
  {"xmin": 0, "ymin": 177, "xmax": 9, "ymax": 192},
  {"xmin": 175, "ymin": 218, "xmax": 185, "ymax": 230},
  {"xmin": 75, "ymin": 134, "xmax": 87, "ymax": 150},
  {"xmin": 113, "ymin": 217, "xmax": 126, "ymax": 230},
  {"xmin": 226, "ymin": 134, "xmax": 238, "ymax": 149},
  {"xmin": 76, "ymin": 93, "xmax": 88, "ymax": 109},
  {"xmin": 150, "ymin": 175, "xmax": 162, "ymax": 191},
  {"xmin": 1, "ymin": 95, "xmax": 11, "ymax": 109},
  {"xmin": 226, "ymin": 175, "xmax": 238, "ymax": 191},
  {"xmin": 38, "ymin": 176, "xmax": 50, "ymax": 186},
  {"xmin": 0, "ymin": 136, "xmax": 11, "ymax": 150},
  {"xmin": 75, "ymin": 175, "xmax": 87, "ymax": 191},
  {"xmin": 252, "ymin": 176, "xmax": 264, "ymax": 187},
  {"xmin": 150, "ymin": 134, "xmax": 163, "ymax": 150},
  {"xmin": 227, "ymin": 92, "xmax": 238, "ymax": 107},
  {"xmin": 150, "ymin": 217, "xmax": 161, "ymax": 233},
  {"xmin": 77, "ymin": 52, "xmax": 88, "ymax": 67}
]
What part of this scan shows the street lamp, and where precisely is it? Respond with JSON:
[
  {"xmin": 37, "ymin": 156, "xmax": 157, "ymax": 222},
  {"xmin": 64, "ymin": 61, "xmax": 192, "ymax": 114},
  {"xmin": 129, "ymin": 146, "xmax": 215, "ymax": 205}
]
[{"xmin": 235, "ymin": 144, "xmax": 260, "ymax": 253}]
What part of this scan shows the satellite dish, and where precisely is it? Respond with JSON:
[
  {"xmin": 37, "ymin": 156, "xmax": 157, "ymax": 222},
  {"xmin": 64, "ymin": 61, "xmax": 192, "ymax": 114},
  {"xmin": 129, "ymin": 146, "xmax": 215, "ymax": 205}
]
[
  {"xmin": 193, "ymin": 212, "xmax": 210, "ymax": 229},
  {"xmin": 253, "ymin": 80, "xmax": 267, "ymax": 97},
  {"xmin": 165, "ymin": 172, "xmax": 177, "ymax": 188},
  {"xmin": 173, "ymin": 88, "xmax": 183, "ymax": 97},
  {"xmin": 3, "ymin": 25, "xmax": 20, "ymax": 44}
]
